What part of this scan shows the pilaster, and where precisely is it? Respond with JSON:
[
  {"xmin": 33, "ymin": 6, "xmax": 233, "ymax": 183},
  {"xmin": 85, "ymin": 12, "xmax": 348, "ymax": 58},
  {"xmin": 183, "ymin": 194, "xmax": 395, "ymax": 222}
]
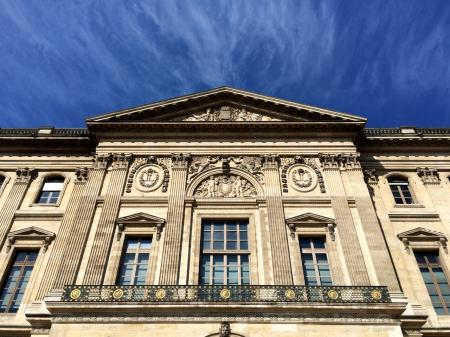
[
  {"xmin": 319, "ymin": 154, "xmax": 370, "ymax": 285},
  {"xmin": 159, "ymin": 153, "xmax": 191, "ymax": 284},
  {"xmin": 346, "ymin": 156, "xmax": 400, "ymax": 291},
  {"xmin": 36, "ymin": 167, "xmax": 89, "ymax": 299},
  {"xmin": 83, "ymin": 153, "xmax": 133, "ymax": 284},
  {"xmin": 51, "ymin": 154, "xmax": 111, "ymax": 289},
  {"xmin": 0, "ymin": 167, "xmax": 37, "ymax": 250},
  {"xmin": 262, "ymin": 154, "xmax": 293, "ymax": 285}
]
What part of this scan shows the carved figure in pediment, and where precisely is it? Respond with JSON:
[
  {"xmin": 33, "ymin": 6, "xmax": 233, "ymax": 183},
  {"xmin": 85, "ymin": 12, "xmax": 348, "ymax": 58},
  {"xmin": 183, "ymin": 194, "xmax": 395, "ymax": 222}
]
[
  {"xmin": 194, "ymin": 174, "xmax": 257, "ymax": 198},
  {"xmin": 178, "ymin": 105, "xmax": 281, "ymax": 122}
]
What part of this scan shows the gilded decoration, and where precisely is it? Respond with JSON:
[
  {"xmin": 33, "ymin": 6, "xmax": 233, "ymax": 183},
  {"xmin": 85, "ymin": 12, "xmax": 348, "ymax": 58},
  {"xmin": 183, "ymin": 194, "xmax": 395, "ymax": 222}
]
[
  {"xmin": 194, "ymin": 174, "xmax": 257, "ymax": 198},
  {"xmin": 188, "ymin": 156, "xmax": 264, "ymax": 184},
  {"xmin": 126, "ymin": 156, "xmax": 169, "ymax": 193},
  {"xmin": 175, "ymin": 105, "xmax": 282, "ymax": 122},
  {"xmin": 280, "ymin": 156, "xmax": 325, "ymax": 193}
]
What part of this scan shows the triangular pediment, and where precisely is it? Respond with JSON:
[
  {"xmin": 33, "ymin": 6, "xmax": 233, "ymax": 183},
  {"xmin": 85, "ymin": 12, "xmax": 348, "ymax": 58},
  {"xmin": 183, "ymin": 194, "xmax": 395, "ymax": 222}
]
[
  {"xmin": 8, "ymin": 226, "xmax": 55, "ymax": 239},
  {"xmin": 87, "ymin": 87, "xmax": 366, "ymax": 124},
  {"xmin": 286, "ymin": 212, "xmax": 335, "ymax": 224},
  {"xmin": 398, "ymin": 227, "xmax": 446, "ymax": 241},
  {"xmin": 116, "ymin": 212, "xmax": 165, "ymax": 224}
]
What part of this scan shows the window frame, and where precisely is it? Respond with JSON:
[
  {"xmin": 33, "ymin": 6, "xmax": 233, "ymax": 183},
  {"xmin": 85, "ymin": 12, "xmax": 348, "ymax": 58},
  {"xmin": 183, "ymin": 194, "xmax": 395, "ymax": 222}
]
[
  {"xmin": 116, "ymin": 237, "xmax": 153, "ymax": 286},
  {"xmin": 0, "ymin": 173, "xmax": 11, "ymax": 198},
  {"xmin": 387, "ymin": 175, "xmax": 415, "ymax": 205},
  {"xmin": 31, "ymin": 174, "xmax": 69, "ymax": 207},
  {"xmin": 299, "ymin": 236, "xmax": 333, "ymax": 286}
]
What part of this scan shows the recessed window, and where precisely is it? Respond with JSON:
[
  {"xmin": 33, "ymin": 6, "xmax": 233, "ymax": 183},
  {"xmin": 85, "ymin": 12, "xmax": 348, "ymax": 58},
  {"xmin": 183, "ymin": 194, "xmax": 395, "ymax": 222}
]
[
  {"xmin": 0, "ymin": 250, "xmax": 38, "ymax": 313},
  {"xmin": 300, "ymin": 237, "xmax": 332, "ymax": 286},
  {"xmin": 117, "ymin": 237, "xmax": 152, "ymax": 285},
  {"xmin": 388, "ymin": 177, "xmax": 414, "ymax": 204},
  {"xmin": 415, "ymin": 251, "xmax": 450, "ymax": 315},
  {"xmin": 0, "ymin": 176, "xmax": 5, "ymax": 188},
  {"xmin": 200, "ymin": 220, "xmax": 250, "ymax": 285},
  {"xmin": 36, "ymin": 177, "xmax": 64, "ymax": 204}
]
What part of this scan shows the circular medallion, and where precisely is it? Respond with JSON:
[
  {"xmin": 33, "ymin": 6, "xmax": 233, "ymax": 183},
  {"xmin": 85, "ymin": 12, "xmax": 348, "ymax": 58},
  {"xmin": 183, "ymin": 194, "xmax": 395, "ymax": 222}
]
[
  {"xmin": 327, "ymin": 289, "xmax": 339, "ymax": 300},
  {"xmin": 284, "ymin": 289, "xmax": 296, "ymax": 300},
  {"xmin": 288, "ymin": 164, "xmax": 318, "ymax": 192},
  {"xmin": 155, "ymin": 288, "xmax": 166, "ymax": 300},
  {"xmin": 220, "ymin": 288, "xmax": 231, "ymax": 299},
  {"xmin": 370, "ymin": 289, "xmax": 382, "ymax": 300},
  {"xmin": 70, "ymin": 288, "xmax": 81, "ymax": 300},
  {"xmin": 112, "ymin": 288, "xmax": 124, "ymax": 299},
  {"xmin": 135, "ymin": 164, "xmax": 164, "ymax": 192}
]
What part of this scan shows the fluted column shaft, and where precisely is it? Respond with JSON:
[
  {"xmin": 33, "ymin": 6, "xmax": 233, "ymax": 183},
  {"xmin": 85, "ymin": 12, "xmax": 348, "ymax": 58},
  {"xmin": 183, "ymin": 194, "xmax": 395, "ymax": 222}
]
[
  {"xmin": 349, "ymin": 167, "xmax": 400, "ymax": 291},
  {"xmin": 52, "ymin": 155, "xmax": 110, "ymax": 288},
  {"xmin": 0, "ymin": 168, "xmax": 36, "ymax": 250},
  {"xmin": 36, "ymin": 168, "xmax": 89, "ymax": 299},
  {"xmin": 83, "ymin": 154, "xmax": 132, "ymax": 284},
  {"xmin": 263, "ymin": 155, "xmax": 293, "ymax": 285},
  {"xmin": 319, "ymin": 154, "xmax": 370, "ymax": 285},
  {"xmin": 159, "ymin": 154, "xmax": 190, "ymax": 284}
]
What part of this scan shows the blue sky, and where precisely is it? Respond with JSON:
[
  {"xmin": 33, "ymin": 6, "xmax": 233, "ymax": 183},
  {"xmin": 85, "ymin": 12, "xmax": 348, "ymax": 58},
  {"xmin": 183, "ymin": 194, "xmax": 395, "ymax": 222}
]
[{"xmin": 0, "ymin": 1, "xmax": 449, "ymax": 128}]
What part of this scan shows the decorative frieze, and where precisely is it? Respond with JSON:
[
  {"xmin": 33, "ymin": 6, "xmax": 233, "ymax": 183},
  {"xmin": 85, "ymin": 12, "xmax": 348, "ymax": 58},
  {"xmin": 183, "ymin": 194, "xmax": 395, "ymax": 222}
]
[
  {"xmin": 194, "ymin": 174, "xmax": 257, "ymax": 198},
  {"xmin": 126, "ymin": 156, "xmax": 170, "ymax": 193},
  {"xmin": 15, "ymin": 167, "xmax": 37, "ymax": 183},
  {"xmin": 174, "ymin": 105, "xmax": 281, "ymax": 122},
  {"xmin": 417, "ymin": 167, "xmax": 440, "ymax": 184}
]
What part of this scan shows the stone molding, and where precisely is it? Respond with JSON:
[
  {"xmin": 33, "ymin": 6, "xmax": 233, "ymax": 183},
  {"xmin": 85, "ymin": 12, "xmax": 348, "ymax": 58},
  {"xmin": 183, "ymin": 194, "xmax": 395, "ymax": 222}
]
[
  {"xmin": 398, "ymin": 227, "xmax": 448, "ymax": 254},
  {"xmin": 318, "ymin": 153, "xmax": 361, "ymax": 170},
  {"xmin": 416, "ymin": 167, "xmax": 440, "ymax": 185},
  {"xmin": 7, "ymin": 226, "xmax": 55, "ymax": 252},
  {"xmin": 15, "ymin": 167, "xmax": 37, "ymax": 183},
  {"xmin": 116, "ymin": 212, "xmax": 165, "ymax": 241},
  {"xmin": 286, "ymin": 213, "xmax": 336, "ymax": 240}
]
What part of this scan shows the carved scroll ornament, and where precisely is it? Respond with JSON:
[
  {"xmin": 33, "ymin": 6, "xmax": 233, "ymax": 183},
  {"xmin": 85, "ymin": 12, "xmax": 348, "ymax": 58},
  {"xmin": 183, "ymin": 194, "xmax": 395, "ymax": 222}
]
[{"xmin": 194, "ymin": 174, "xmax": 257, "ymax": 198}]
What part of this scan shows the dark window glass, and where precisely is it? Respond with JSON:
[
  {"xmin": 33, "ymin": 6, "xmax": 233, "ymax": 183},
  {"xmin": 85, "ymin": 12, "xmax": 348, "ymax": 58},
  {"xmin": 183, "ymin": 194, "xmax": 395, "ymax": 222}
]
[
  {"xmin": 37, "ymin": 177, "xmax": 64, "ymax": 204},
  {"xmin": 388, "ymin": 177, "xmax": 414, "ymax": 204},
  {"xmin": 0, "ymin": 251, "xmax": 38, "ymax": 313},
  {"xmin": 117, "ymin": 237, "xmax": 152, "ymax": 285},
  {"xmin": 0, "ymin": 176, "xmax": 5, "ymax": 188},
  {"xmin": 200, "ymin": 220, "xmax": 250, "ymax": 285},
  {"xmin": 415, "ymin": 251, "xmax": 450, "ymax": 315},
  {"xmin": 299, "ymin": 237, "xmax": 332, "ymax": 286}
]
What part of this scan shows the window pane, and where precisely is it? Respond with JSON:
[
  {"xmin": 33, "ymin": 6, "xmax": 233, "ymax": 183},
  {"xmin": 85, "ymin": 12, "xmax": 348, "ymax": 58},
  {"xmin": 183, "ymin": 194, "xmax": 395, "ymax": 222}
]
[{"xmin": 117, "ymin": 238, "xmax": 151, "ymax": 285}]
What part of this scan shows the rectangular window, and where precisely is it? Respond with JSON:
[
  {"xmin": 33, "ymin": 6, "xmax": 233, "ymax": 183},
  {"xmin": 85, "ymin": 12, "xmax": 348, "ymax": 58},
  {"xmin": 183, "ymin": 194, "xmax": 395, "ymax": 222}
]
[
  {"xmin": 200, "ymin": 220, "xmax": 250, "ymax": 285},
  {"xmin": 389, "ymin": 180, "xmax": 414, "ymax": 204},
  {"xmin": 415, "ymin": 251, "xmax": 450, "ymax": 315},
  {"xmin": 37, "ymin": 178, "xmax": 64, "ymax": 204},
  {"xmin": 117, "ymin": 237, "xmax": 152, "ymax": 285},
  {"xmin": 299, "ymin": 237, "xmax": 332, "ymax": 286},
  {"xmin": 0, "ymin": 251, "xmax": 38, "ymax": 313}
]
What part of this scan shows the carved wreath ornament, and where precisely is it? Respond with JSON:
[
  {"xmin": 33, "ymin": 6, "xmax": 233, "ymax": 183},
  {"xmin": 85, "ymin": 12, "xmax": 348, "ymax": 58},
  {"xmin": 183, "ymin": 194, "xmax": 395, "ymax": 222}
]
[
  {"xmin": 288, "ymin": 164, "xmax": 318, "ymax": 192},
  {"xmin": 194, "ymin": 174, "xmax": 257, "ymax": 198},
  {"xmin": 135, "ymin": 164, "xmax": 164, "ymax": 192}
]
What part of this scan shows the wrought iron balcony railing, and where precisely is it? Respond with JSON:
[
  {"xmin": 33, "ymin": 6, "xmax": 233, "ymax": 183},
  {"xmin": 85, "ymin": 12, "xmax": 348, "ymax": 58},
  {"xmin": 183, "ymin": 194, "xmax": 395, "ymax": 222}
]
[{"xmin": 62, "ymin": 285, "xmax": 390, "ymax": 304}]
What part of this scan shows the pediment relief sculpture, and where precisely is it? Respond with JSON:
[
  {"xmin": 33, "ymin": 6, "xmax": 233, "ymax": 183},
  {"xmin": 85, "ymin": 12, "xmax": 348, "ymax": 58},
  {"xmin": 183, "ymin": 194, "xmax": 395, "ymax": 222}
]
[
  {"xmin": 194, "ymin": 174, "xmax": 257, "ymax": 198},
  {"xmin": 173, "ymin": 105, "xmax": 282, "ymax": 122}
]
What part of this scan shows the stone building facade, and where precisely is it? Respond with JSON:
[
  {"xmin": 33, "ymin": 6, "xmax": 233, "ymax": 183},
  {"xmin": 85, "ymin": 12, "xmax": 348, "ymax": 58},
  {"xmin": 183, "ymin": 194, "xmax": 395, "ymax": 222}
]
[{"xmin": 0, "ymin": 87, "xmax": 449, "ymax": 336}]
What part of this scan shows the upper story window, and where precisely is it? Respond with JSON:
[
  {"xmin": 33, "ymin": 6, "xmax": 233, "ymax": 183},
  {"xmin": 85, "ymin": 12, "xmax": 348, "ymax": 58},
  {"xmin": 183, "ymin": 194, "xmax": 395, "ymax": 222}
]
[
  {"xmin": 117, "ymin": 237, "xmax": 152, "ymax": 285},
  {"xmin": 200, "ymin": 220, "xmax": 250, "ymax": 285},
  {"xmin": 0, "ymin": 175, "xmax": 5, "ymax": 188},
  {"xmin": 36, "ymin": 177, "xmax": 64, "ymax": 204},
  {"xmin": 415, "ymin": 251, "xmax": 450, "ymax": 315},
  {"xmin": 0, "ymin": 250, "xmax": 38, "ymax": 313},
  {"xmin": 388, "ymin": 176, "xmax": 414, "ymax": 204},
  {"xmin": 300, "ymin": 237, "xmax": 332, "ymax": 286}
]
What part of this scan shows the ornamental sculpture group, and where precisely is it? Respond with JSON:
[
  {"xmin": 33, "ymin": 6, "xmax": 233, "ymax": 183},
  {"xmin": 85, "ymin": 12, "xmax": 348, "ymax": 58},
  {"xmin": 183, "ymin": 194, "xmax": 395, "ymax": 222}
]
[{"xmin": 194, "ymin": 174, "xmax": 257, "ymax": 198}]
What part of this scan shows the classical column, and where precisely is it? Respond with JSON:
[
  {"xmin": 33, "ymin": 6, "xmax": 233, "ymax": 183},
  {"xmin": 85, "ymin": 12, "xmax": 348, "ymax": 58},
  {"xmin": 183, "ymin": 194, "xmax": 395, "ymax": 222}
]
[
  {"xmin": 83, "ymin": 153, "xmax": 132, "ymax": 284},
  {"xmin": 262, "ymin": 154, "xmax": 293, "ymax": 285},
  {"xmin": 52, "ymin": 154, "xmax": 111, "ymax": 288},
  {"xmin": 36, "ymin": 167, "xmax": 89, "ymax": 299},
  {"xmin": 346, "ymin": 156, "xmax": 400, "ymax": 291},
  {"xmin": 159, "ymin": 153, "xmax": 191, "ymax": 284},
  {"xmin": 319, "ymin": 154, "xmax": 370, "ymax": 285},
  {"xmin": 0, "ymin": 167, "xmax": 37, "ymax": 250}
]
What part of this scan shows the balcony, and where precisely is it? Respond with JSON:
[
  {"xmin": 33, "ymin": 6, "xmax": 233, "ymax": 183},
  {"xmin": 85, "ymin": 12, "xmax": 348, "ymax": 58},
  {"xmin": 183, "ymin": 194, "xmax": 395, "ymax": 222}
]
[{"xmin": 61, "ymin": 285, "xmax": 390, "ymax": 304}]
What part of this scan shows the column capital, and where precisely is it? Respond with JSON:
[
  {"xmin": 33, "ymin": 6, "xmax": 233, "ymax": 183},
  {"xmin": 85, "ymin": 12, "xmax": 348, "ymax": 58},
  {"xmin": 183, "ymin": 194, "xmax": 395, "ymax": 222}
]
[
  {"xmin": 75, "ymin": 167, "xmax": 89, "ymax": 182},
  {"xmin": 262, "ymin": 154, "xmax": 279, "ymax": 169},
  {"xmin": 417, "ymin": 167, "xmax": 440, "ymax": 185},
  {"xmin": 318, "ymin": 153, "xmax": 361, "ymax": 170},
  {"xmin": 15, "ymin": 167, "xmax": 37, "ymax": 183},
  {"xmin": 111, "ymin": 153, "xmax": 133, "ymax": 169},
  {"xmin": 171, "ymin": 153, "xmax": 191, "ymax": 168},
  {"xmin": 92, "ymin": 154, "xmax": 112, "ymax": 169},
  {"xmin": 363, "ymin": 168, "xmax": 379, "ymax": 185}
]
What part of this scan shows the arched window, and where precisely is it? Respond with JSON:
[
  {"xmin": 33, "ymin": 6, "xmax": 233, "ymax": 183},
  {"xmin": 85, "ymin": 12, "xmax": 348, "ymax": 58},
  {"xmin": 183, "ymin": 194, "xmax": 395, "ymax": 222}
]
[
  {"xmin": 36, "ymin": 177, "xmax": 65, "ymax": 204},
  {"xmin": 388, "ymin": 176, "xmax": 414, "ymax": 204}
]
